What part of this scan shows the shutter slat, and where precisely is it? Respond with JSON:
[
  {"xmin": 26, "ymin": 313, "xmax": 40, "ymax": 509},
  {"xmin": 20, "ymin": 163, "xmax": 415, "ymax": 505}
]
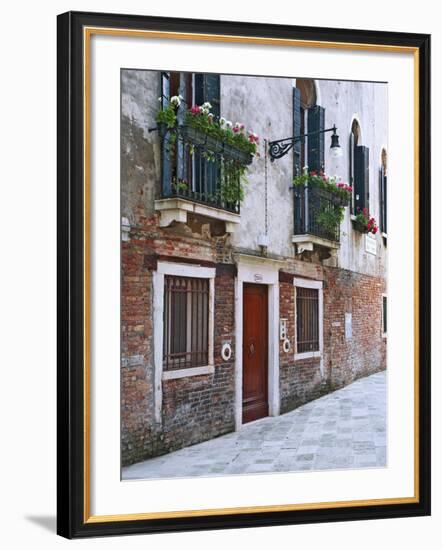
[
  {"xmin": 293, "ymin": 87, "xmax": 302, "ymax": 176},
  {"xmin": 160, "ymin": 72, "xmax": 171, "ymax": 196},
  {"xmin": 204, "ymin": 74, "xmax": 220, "ymax": 118},
  {"xmin": 354, "ymin": 145, "xmax": 370, "ymax": 211},
  {"xmin": 307, "ymin": 105, "xmax": 325, "ymax": 173}
]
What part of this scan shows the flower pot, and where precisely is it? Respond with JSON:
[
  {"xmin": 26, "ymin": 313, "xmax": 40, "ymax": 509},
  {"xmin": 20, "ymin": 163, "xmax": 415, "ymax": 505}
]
[{"xmin": 352, "ymin": 219, "xmax": 369, "ymax": 233}]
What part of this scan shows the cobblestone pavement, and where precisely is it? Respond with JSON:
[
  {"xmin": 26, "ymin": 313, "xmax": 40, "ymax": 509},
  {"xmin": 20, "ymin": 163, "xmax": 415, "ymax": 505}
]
[{"xmin": 122, "ymin": 371, "xmax": 386, "ymax": 480}]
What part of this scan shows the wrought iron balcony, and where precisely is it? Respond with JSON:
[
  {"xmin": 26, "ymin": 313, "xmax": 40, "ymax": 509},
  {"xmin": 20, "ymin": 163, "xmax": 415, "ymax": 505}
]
[
  {"xmin": 294, "ymin": 184, "xmax": 341, "ymax": 244},
  {"xmin": 160, "ymin": 125, "xmax": 252, "ymax": 215}
]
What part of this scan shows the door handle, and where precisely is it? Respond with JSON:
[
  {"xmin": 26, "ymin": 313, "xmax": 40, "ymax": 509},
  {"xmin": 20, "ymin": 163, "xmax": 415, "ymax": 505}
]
[{"xmin": 248, "ymin": 341, "xmax": 256, "ymax": 357}]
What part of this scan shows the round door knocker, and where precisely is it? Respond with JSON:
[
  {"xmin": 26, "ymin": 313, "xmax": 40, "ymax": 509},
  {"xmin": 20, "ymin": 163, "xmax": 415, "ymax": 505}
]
[
  {"xmin": 282, "ymin": 338, "xmax": 291, "ymax": 353},
  {"xmin": 221, "ymin": 342, "xmax": 232, "ymax": 362}
]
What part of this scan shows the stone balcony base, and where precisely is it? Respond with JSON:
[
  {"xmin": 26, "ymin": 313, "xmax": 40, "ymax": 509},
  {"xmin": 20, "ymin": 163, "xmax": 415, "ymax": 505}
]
[
  {"xmin": 155, "ymin": 198, "xmax": 241, "ymax": 233},
  {"xmin": 292, "ymin": 234, "xmax": 340, "ymax": 257}
]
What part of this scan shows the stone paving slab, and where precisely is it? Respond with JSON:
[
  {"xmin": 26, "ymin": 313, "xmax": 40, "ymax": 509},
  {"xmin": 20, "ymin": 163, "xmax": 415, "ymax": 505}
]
[{"xmin": 122, "ymin": 371, "xmax": 387, "ymax": 481}]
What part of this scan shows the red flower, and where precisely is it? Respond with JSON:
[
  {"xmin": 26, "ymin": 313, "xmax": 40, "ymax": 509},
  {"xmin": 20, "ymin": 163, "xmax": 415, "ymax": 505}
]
[
  {"xmin": 310, "ymin": 170, "xmax": 317, "ymax": 176},
  {"xmin": 190, "ymin": 105, "xmax": 201, "ymax": 114}
]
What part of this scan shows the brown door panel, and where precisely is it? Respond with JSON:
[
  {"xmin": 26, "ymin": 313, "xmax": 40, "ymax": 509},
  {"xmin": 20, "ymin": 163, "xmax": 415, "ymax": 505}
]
[{"xmin": 242, "ymin": 284, "xmax": 269, "ymax": 424}]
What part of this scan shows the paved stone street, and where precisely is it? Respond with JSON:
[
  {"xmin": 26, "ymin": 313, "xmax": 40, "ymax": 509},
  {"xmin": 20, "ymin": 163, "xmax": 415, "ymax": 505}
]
[{"xmin": 123, "ymin": 371, "xmax": 386, "ymax": 480}]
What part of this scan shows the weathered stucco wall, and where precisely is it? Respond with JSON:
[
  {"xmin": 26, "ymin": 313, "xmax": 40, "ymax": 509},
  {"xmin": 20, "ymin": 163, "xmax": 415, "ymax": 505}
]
[{"xmin": 221, "ymin": 74, "xmax": 295, "ymax": 258}]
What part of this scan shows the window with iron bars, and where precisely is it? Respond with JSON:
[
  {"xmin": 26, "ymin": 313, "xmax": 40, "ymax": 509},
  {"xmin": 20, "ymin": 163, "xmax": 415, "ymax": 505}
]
[
  {"xmin": 296, "ymin": 286, "xmax": 319, "ymax": 353},
  {"xmin": 163, "ymin": 275, "xmax": 209, "ymax": 370}
]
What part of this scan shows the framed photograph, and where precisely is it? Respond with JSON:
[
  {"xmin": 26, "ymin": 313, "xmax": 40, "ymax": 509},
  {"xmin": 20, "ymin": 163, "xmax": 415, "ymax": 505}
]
[{"xmin": 57, "ymin": 11, "xmax": 431, "ymax": 538}]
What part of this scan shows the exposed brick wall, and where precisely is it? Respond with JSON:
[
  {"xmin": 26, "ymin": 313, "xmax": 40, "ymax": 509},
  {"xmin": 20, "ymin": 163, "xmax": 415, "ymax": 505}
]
[
  {"xmin": 121, "ymin": 224, "xmax": 386, "ymax": 467},
  {"xmin": 279, "ymin": 277, "xmax": 329, "ymax": 413},
  {"xmin": 121, "ymin": 228, "xmax": 237, "ymax": 466},
  {"xmin": 278, "ymin": 265, "xmax": 386, "ymax": 416},
  {"xmin": 323, "ymin": 266, "xmax": 386, "ymax": 390},
  {"xmin": 121, "ymin": 237, "xmax": 156, "ymax": 465},
  {"xmin": 156, "ymin": 264, "xmax": 236, "ymax": 457}
]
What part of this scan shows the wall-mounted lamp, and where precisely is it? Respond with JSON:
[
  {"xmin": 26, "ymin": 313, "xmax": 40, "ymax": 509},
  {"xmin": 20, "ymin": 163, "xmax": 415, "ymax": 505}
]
[{"xmin": 268, "ymin": 124, "xmax": 342, "ymax": 161}]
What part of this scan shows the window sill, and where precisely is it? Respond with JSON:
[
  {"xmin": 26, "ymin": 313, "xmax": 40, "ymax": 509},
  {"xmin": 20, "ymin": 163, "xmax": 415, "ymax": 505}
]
[
  {"xmin": 294, "ymin": 351, "xmax": 321, "ymax": 361},
  {"xmin": 155, "ymin": 198, "xmax": 240, "ymax": 233},
  {"xmin": 162, "ymin": 364, "xmax": 215, "ymax": 380}
]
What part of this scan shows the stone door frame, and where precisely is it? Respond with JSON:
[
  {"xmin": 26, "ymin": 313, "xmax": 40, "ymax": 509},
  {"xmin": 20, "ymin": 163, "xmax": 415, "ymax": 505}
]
[{"xmin": 234, "ymin": 254, "xmax": 283, "ymax": 431}]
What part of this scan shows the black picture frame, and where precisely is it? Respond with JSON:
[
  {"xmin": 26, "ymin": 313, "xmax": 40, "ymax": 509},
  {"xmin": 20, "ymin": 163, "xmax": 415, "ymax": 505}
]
[{"xmin": 57, "ymin": 10, "xmax": 431, "ymax": 539}]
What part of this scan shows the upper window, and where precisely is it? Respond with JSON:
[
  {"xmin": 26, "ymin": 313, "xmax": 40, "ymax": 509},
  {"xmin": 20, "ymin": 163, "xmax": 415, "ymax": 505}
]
[
  {"xmin": 163, "ymin": 275, "xmax": 209, "ymax": 370},
  {"xmin": 293, "ymin": 79, "xmax": 324, "ymax": 175},
  {"xmin": 349, "ymin": 119, "xmax": 370, "ymax": 212},
  {"xmin": 379, "ymin": 149, "xmax": 388, "ymax": 234},
  {"xmin": 159, "ymin": 72, "xmax": 240, "ymax": 213}
]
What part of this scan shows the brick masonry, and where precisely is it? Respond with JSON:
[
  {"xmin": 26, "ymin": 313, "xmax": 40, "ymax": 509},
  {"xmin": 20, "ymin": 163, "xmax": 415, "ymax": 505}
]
[
  {"xmin": 122, "ymin": 224, "xmax": 386, "ymax": 467},
  {"xmin": 121, "ymin": 221, "xmax": 238, "ymax": 466},
  {"xmin": 278, "ymin": 264, "xmax": 386, "ymax": 416}
]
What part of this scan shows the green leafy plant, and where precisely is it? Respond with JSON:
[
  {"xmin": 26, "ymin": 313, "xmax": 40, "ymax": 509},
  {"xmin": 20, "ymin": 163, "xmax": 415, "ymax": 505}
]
[
  {"xmin": 293, "ymin": 169, "xmax": 353, "ymax": 204},
  {"xmin": 293, "ymin": 168, "xmax": 351, "ymax": 236},
  {"xmin": 354, "ymin": 208, "xmax": 379, "ymax": 234},
  {"xmin": 156, "ymin": 99, "xmax": 259, "ymax": 205}
]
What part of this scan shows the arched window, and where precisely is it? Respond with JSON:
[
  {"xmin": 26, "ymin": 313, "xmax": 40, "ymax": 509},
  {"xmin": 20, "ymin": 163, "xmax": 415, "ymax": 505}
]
[
  {"xmin": 349, "ymin": 118, "xmax": 369, "ymax": 212},
  {"xmin": 293, "ymin": 79, "xmax": 324, "ymax": 175},
  {"xmin": 380, "ymin": 149, "xmax": 387, "ymax": 234}
]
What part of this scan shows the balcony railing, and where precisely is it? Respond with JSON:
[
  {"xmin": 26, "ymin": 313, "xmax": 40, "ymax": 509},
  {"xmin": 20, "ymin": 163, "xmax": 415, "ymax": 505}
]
[
  {"xmin": 294, "ymin": 184, "xmax": 341, "ymax": 243},
  {"xmin": 161, "ymin": 125, "xmax": 252, "ymax": 215}
]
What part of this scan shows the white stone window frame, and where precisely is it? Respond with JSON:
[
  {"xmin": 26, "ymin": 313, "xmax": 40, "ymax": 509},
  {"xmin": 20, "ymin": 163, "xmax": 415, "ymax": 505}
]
[
  {"xmin": 382, "ymin": 293, "xmax": 388, "ymax": 338},
  {"xmin": 293, "ymin": 277, "xmax": 324, "ymax": 375},
  {"xmin": 153, "ymin": 261, "xmax": 215, "ymax": 423}
]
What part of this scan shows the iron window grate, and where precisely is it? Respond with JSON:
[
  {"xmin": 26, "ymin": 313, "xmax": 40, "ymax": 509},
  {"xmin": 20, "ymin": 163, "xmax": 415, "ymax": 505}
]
[
  {"xmin": 163, "ymin": 275, "xmax": 209, "ymax": 370},
  {"xmin": 296, "ymin": 286, "xmax": 319, "ymax": 353}
]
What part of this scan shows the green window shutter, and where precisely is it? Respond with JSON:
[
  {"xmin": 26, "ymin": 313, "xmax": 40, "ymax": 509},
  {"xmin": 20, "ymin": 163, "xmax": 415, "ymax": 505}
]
[
  {"xmin": 307, "ymin": 105, "xmax": 325, "ymax": 173},
  {"xmin": 160, "ymin": 72, "xmax": 171, "ymax": 196},
  {"xmin": 293, "ymin": 87, "xmax": 302, "ymax": 176},
  {"xmin": 204, "ymin": 74, "xmax": 220, "ymax": 118},
  {"xmin": 354, "ymin": 145, "xmax": 370, "ymax": 211},
  {"xmin": 194, "ymin": 73, "xmax": 220, "ymax": 117},
  {"xmin": 379, "ymin": 166, "xmax": 387, "ymax": 233}
]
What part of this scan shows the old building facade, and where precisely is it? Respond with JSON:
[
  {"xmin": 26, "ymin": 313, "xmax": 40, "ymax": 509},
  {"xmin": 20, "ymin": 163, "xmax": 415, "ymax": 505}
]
[{"xmin": 121, "ymin": 70, "xmax": 388, "ymax": 467}]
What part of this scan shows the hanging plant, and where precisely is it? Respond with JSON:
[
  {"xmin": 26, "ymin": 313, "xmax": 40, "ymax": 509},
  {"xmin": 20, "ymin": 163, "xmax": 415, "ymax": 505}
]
[
  {"xmin": 293, "ymin": 168, "xmax": 351, "ymax": 236},
  {"xmin": 293, "ymin": 169, "xmax": 353, "ymax": 205},
  {"xmin": 353, "ymin": 208, "xmax": 379, "ymax": 234},
  {"xmin": 156, "ymin": 99, "xmax": 259, "ymax": 205}
]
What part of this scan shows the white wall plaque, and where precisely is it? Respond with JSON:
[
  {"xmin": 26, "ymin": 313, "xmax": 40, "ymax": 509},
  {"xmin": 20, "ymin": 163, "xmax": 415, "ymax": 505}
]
[
  {"xmin": 345, "ymin": 313, "xmax": 352, "ymax": 340},
  {"xmin": 365, "ymin": 234, "xmax": 377, "ymax": 255}
]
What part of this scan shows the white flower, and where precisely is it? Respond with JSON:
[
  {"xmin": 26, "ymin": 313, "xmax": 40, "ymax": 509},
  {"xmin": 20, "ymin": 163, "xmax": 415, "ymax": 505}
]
[
  {"xmin": 219, "ymin": 117, "xmax": 226, "ymax": 126},
  {"xmin": 170, "ymin": 95, "xmax": 181, "ymax": 107},
  {"xmin": 225, "ymin": 120, "xmax": 232, "ymax": 129},
  {"xmin": 158, "ymin": 96, "xmax": 163, "ymax": 102},
  {"xmin": 202, "ymin": 101, "xmax": 212, "ymax": 109}
]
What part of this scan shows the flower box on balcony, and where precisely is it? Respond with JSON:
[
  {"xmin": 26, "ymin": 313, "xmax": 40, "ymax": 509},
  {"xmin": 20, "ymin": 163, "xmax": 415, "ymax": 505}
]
[
  {"xmin": 180, "ymin": 125, "xmax": 253, "ymax": 164},
  {"xmin": 222, "ymin": 143, "xmax": 253, "ymax": 165}
]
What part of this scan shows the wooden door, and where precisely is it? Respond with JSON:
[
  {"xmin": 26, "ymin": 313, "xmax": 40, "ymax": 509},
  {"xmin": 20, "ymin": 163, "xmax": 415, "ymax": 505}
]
[{"xmin": 242, "ymin": 283, "xmax": 269, "ymax": 423}]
